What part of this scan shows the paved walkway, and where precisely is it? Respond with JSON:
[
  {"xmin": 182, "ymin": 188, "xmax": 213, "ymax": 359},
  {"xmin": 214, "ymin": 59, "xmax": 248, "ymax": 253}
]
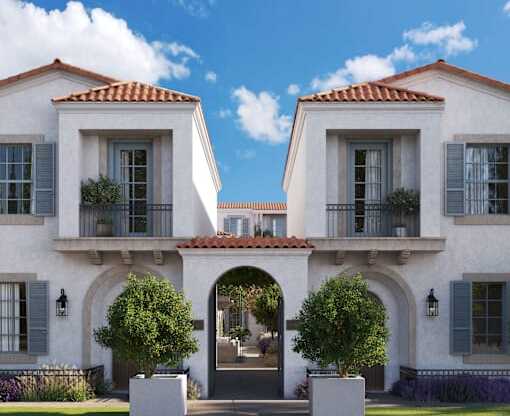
[{"xmin": 212, "ymin": 369, "xmax": 281, "ymax": 400}]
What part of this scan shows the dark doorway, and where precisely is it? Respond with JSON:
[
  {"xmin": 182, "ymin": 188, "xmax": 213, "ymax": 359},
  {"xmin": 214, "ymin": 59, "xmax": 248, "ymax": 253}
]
[
  {"xmin": 112, "ymin": 353, "xmax": 137, "ymax": 391},
  {"xmin": 208, "ymin": 266, "xmax": 284, "ymax": 399}
]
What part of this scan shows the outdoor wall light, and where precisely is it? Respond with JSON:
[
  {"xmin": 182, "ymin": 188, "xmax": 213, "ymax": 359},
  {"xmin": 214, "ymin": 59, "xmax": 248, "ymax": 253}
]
[
  {"xmin": 426, "ymin": 288, "xmax": 439, "ymax": 317},
  {"xmin": 56, "ymin": 289, "xmax": 68, "ymax": 317}
]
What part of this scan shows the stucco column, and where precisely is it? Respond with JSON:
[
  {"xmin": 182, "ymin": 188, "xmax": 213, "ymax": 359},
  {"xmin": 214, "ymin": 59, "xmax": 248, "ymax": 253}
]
[
  {"xmin": 58, "ymin": 116, "xmax": 81, "ymax": 237},
  {"xmin": 172, "ymin": 119, "xmax": 194, "ymax": 237},
  {"xmin": 419, "ymin": 124, "xmax": 442, "ymax": 237},
  {"xmin": 304, "ymin": 116, "xmax": 327, "ymax": 237}
]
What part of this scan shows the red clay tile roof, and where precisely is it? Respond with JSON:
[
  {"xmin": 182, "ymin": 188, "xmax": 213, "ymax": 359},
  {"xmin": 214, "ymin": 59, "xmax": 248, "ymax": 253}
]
[
  {"xmin": 218, "ymin": 202, "xmax": 287, "ymax": 211},
  {"xmin": 299, "ymin": 81, "xmax": 444, "ymax": 103},
  {"xmin": 0, "ymin": 59, "xmax": 117, "ymax": 89},
  {"xmin": 379, "ymin": 59, "xmax": 510, "ymax": 95},
  {"xmin": 53, "ymin": 81, "xmax": 199, "ymax": 103},
  {"xmin": 177, "ymin": 236, "xmax": 313, "ymax": 249}
]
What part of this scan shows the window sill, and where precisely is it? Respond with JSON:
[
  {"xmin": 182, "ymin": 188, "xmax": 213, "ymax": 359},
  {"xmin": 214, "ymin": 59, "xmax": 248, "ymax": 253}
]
[
  {"xmin": 463, "ymin": 354, "xmax": 510, "ymax": 364},
  {"xmin": 0, "ymin": 353, "xmax": 37, "ymax": 364},
  {"xmin": 454, "ymin": 215, "xmax": 510, "ymax": 225},
  {"xmin": 0, "ymin": 215, "xmax": 44, "ymax": 225}
]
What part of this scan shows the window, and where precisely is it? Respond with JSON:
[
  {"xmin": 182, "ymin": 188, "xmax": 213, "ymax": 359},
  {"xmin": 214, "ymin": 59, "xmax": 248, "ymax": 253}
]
[
  {"xmin": 0, "ymin": 144, "xmax": 32, "ymax": 214},
  {"xmin": 0, "ymin": 283, "xmax": 27, "ymax": 353},
  {"xmin": 472, "ymin": 282, "xmax": 504, "ymax": 354},
  {"xmin": 465, "ymin": 144, "xmax": 509, "ymax": 215},
  {"xmin": 226, "ymin": 216, "xmax": 248, "ymax": 236}
]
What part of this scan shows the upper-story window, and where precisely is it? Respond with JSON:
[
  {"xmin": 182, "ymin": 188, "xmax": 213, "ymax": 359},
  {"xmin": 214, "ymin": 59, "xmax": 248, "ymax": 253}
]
[
  {"xmin": 0, "ymin": 282, "xmax": 27, "ymax": 353},
  {"xmin": 224, "ymin": 216, "xmax": 249, "ymax": 237},
  {"xmin": 465, "ymin": 144, "xmax": 508, "ymax": 215},
  {"xmin": 0, "ymin": 144, "xmax": 32, "ymax": 215}
]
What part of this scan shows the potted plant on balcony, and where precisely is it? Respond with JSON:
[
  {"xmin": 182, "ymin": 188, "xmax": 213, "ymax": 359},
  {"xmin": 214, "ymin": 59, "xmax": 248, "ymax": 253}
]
[
  {"xmin": 81, "ymin": 175, "xmax": 122, "ymax": 237},
  {"xmin": 385, "ymin": 188, "xmax": 420, "ymax": 237},
  {"xmin": 94, "ymin": 273, "xmax": 198, "ymax": 416},
  {"xmin": 293, "ymin": 274, "xmax": 388, "ymax": 416}
]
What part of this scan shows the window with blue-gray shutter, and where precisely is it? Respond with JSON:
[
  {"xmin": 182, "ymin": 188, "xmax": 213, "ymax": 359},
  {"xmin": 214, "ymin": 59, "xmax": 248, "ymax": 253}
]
[
  {"xmin": 223, "ymin": 217, "xmax": 230, "ymax": 234},
  {"xmin": 242, "ymin": 217, "xmax": 249, "ymax": 236},
  {"xmin": 28, "ymin": 281, "xmax": 49, "ymax": 355},
  {"xmin": 34, "ymin": 143, "xmax": 56, "ymax": 216},
  {"xmin": 450, "ymin": 280, "xmax": 472, "ymax": 355},
  {"xmin": 445, "ymin": 142, "xmax": 465, "ymax": 216}
]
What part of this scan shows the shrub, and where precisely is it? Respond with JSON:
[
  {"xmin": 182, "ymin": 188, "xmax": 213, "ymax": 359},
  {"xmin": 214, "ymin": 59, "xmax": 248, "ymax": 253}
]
[
  {"xmin": 294, "ymin": 379, "xmax": 309, "ymax": 400},
  {"xmin": 19, "ymin": 374, "xmax": 94, "ymax": 402},
  {"xmin": 228, "ymin": 326, "xmax": 251, "ymax": 343},
  {"xmin": 258, "ymin": 336, "xmax": 272, "ymax": 355},
  {"xmin": 0, "ymin": 377, "xmax": 21, "ymax": 402},
  {"xmin": 386, "ymin": 188, "xmax": 420, "ymax": 226},
  {"xmin": 252, "ymin": 284, "xmax": 281, "ymax": 337},
  {"xmin": 81, "ymin": 175, "xmax": 122, "ymax": 206},
  {"xmin": 187, "ymin": 377, "xmax": 202, "ymax": 400},
  {"xmin": 293, "ymin": 274, "xmax": 389, "ymax": 377},
  {"xmin": 392, "ymin": 376, "xmax": 510, "ymax": 403},
  {"xmin": 94, "ymin": 273, "xmax": 198, "ymax": 378}
]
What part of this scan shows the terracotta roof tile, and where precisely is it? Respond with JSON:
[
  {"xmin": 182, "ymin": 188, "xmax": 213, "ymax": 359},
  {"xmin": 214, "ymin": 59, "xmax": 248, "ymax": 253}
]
[
  {"xmin": 177, "ymin": 236, "xmax": 312, "ymax": 249},
  {"xmin": 52, "ymin": 81, "xmax": 199, "ymax": 103},
  {"xmin": 299, "ymin": 81, "xmax": 444, "ymax": 103},
  {"xmin": 379, "ymin": 59, "xmax": 510, "ymax": 95},
  {"xmin": 0, "ymin": 58, "xmax": 117, "ymax": 89},
  {"xmin": 218, "ymin": 202, "xmax": 286, "ymax": 211}
]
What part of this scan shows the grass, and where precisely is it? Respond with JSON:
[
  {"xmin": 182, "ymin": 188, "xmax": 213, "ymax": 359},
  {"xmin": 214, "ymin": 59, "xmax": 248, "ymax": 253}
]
[{"xmin": 1, "ymin": 406, "xmax": 510, "ymax": 416}]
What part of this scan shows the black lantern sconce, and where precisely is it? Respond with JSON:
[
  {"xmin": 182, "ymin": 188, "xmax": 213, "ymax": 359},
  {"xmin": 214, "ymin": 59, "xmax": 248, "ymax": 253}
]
[
  {"xmin": 56, "ymin": 289, "xmax": 68, "ymax": 317},
  {"xmin": 426, "ymin": 288, "xmax": 439, "ymax": 317}
]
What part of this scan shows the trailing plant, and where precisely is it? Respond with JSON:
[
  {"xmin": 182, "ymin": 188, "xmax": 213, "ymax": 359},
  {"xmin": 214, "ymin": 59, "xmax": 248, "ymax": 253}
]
[
  {"xmin": 228, "ymin": 326, "xmax": 251, "ymax": 343},
  {"xmin": 392, "ymin": 376, "xmax": 510, "ymax": 403},
  {"xmin": 187, "ymin": 377, "xmax": 202, "ymax": 400},
  {"xmin": 386, "ymin": 188, "xmax": 420, "ymax": 226},
  {"xmin": 81, "ymin": 175, "xmax": 122, "ymax": 206},
  {"xmin": 252, "ymin": 283, "xmax": 282, "ymax": 338},
  {"xmin": 94, "ymin": 273, "xmax": 198, "ymax": 379},
  {"xmin": 293, "ymin": 274, "xmax": 389, "ymax": 378}
]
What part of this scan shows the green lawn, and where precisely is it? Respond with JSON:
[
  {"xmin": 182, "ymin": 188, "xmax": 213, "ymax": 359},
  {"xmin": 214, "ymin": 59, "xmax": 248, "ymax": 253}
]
[{"xmin": 1, "ymin": 406, "xmax": 510, "ymax": 416}]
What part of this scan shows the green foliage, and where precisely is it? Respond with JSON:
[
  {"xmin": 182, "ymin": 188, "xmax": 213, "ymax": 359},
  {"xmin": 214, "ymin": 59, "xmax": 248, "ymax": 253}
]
[
  {"xmin": 187, "ymin": 377, "xmax": 202, "ymax": 400},
  {"xmin": 293, "ymin": 274, "xmax": 389, "ymax": 377},
  {"xmin": 252, "ymin": 284, "xmax": 281, "ymax": 336},
  {"xmin": 386, "ymin": 188, "xmax": 420, "ymax": 225},
  {"xmin": 228, "ymin": 326, "xmax": 251, "ymax": 343},
  {"xmin": 94, "ymin": 273, "xmax": 198, "ymax": 378},
  {"xmin": 262, "ymin": 229, "xmax": 273, "ymax": 237},
  {"xmin": 81, "ymin": 175, "xmax": 122, "ymax": 206}
]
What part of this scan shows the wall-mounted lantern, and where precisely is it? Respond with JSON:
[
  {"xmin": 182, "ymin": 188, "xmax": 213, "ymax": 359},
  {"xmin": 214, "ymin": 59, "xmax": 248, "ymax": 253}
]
[
  {"xmin": 426, "ymin": 288, "xmax": 439, "ymax": 317},
  {"xmin": 56, "ymin": 289, "xmax": 68, "ymax": 317}
]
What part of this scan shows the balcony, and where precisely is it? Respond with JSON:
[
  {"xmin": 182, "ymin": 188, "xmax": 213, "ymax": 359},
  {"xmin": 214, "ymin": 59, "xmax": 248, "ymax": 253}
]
[
  {"xmin": 326, "ymin": 203, "xmax": 419, "ymax": 238},
  {"xmin": 54, "ymin": 204, "xmax": 186, "ymax": 265},
  {"xmin": 312, "ymin": 204, "xmax": 445, "ymax": 265}
]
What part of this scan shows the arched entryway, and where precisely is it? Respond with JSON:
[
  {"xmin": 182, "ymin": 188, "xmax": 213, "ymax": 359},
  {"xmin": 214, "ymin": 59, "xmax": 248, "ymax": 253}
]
[{"xmin": 208, "ymin": 266, "xmax": 284, "ymax": 399}]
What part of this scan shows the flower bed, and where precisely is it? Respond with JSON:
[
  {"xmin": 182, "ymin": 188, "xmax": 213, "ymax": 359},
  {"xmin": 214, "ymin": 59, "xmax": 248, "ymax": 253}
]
[{"xmin": 392, "ymin": 376, "xmax": 510, "ymax": 403}]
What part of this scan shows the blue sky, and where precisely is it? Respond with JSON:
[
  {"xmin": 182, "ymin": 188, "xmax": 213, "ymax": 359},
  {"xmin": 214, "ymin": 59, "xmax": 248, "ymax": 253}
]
[{"xmin": 3, "ymin": 1, "xmax": 510, "ymax": 201}]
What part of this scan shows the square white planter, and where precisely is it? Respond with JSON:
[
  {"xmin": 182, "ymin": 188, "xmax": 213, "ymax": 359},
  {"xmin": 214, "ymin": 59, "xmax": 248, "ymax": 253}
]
[
  {"xmin": 130, "ymin": 374, "xmax": 187, "ymax": 416},
  {"xmin": 309, "ymin": 375, "xmax": 365, "ymax": 416}
]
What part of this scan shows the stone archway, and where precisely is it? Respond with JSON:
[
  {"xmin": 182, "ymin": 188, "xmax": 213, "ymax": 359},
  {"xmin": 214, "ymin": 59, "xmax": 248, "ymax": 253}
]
[
  {"xmin": 343, "ymin": 265, "xmax": 416, "ymax": 390},
  {"xmin": 82, "ymin": 265, "xmax": 161, "ymax": 380}
]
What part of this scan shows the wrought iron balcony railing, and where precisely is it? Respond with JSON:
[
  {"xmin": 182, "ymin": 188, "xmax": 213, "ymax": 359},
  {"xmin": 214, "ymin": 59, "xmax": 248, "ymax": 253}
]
[
  {"xmin": 80, "ymin": 204, "xmax": 173, "ymax": 237},
  {"xmin": 326, "ymin": 203, "xmax": 419, "ymax": 238}
]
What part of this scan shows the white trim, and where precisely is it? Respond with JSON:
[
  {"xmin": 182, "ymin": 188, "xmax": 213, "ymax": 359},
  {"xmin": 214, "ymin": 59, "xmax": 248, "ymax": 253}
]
[{"xmin": 52, "ymin": 101, "xmax": 197, "ymax": 112}]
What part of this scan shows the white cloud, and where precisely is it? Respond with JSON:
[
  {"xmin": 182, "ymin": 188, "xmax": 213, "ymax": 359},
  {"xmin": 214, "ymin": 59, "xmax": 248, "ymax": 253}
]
[
  {"xmin": 174, "ymin": 0, "xmax": 215, "ymax": 18},
  {"xmin": 232, "ymin": 86, "xmax": 291, "ymax": 144},
  {"xmin": 287, "ymin": 84, "xmax": 300, "ymax": 95},
  {"xmin": 205, "ymin": 71, "xmax": 217, "ymax": 83},
  {"xmin": 218, "ymin": 108, "xmax": 232, "ymax": 118},
  {"xmin": 403, "ymin": 21, "xmax": 477, "ymax": 56},
  {"xmin": 217, "ymin": 160, "xmax": 230, "ymax": 173},
  {"xmin": 0, "ymin": 1, "xmax": 199, "ymax": 83},
  {"xmin": 236, "ymin": 149, "xmax": 256, "ymax": 160},
  {"xmin": 504, "ymin": 1, "xmax": 510, "ymax": 15}
]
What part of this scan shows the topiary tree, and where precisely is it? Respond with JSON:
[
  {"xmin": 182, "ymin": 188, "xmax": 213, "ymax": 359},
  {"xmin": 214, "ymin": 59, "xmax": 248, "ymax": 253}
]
[
  {"xmin": 94, "ymin": 273, "xmax": 198, "ymax": 379},
  {"xmin": 252, "ymin": 283, "xmax": 282, "ymax": 338},
  {"xmin": 293, "ymin": 274, "xmax": 388, "ymax": 377}
]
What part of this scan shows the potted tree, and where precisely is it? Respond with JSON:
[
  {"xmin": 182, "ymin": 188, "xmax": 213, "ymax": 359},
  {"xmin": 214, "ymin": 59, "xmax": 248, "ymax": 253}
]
[
  {"xmin": 385, "ymin": 188, "xmax": 419, "ymax": 237},
  {"xmin": 81, "ymin": 175, "xmax": 122, "ymax": 237},
  {"xmin": 293, "ymin": 274, "xmax": 388, "ymax": 416},
  {"xmin": 94, "ymin": 273, "xmax": 198, "ymax": 416}
]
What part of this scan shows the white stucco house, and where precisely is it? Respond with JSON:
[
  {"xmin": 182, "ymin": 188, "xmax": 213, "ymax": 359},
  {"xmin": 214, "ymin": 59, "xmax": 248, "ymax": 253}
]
[{"xmin": 1, "ymin": 58, "xmax": 510, "ymax": 398}]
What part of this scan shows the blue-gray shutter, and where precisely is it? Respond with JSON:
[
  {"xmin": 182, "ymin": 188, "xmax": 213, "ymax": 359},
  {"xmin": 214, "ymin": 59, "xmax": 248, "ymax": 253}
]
[
  {"xmin": 34, "ymin": 143, "xmax": 56, "ymax": 216},
  {"xmin": 445, "ymin": 142, "xmax": 465, "ymax": 216},
  {"xmin": 275, "ymin": 217, "xmax": 285, "ymax": 237},
  {"xmin": 505, "ymin": 283, "xmax": 510, "ymax": 353},
  {"xmin": 450, "ymin": 280, "xmax": 471, "ymax": 355},
  {"xmin": 28, "ymin": 281, "xmax": 49, "ymax": 355},
  {"xmin": 223, "ymin": 217, "xmax": 230, "ymax": 234},
  {"xmin": 242, "ymin": 217, "xmax": 249, "ymax": 236}
]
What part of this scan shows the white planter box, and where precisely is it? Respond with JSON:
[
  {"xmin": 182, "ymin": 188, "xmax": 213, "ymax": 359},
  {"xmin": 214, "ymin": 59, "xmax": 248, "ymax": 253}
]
[
  {"xmin": 130, "ymin": 374, "xmax": 187, "ymax": 416},
  {"xmin": 309, "ymin": 375, "xmax": 365, "ymax": 416}
]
